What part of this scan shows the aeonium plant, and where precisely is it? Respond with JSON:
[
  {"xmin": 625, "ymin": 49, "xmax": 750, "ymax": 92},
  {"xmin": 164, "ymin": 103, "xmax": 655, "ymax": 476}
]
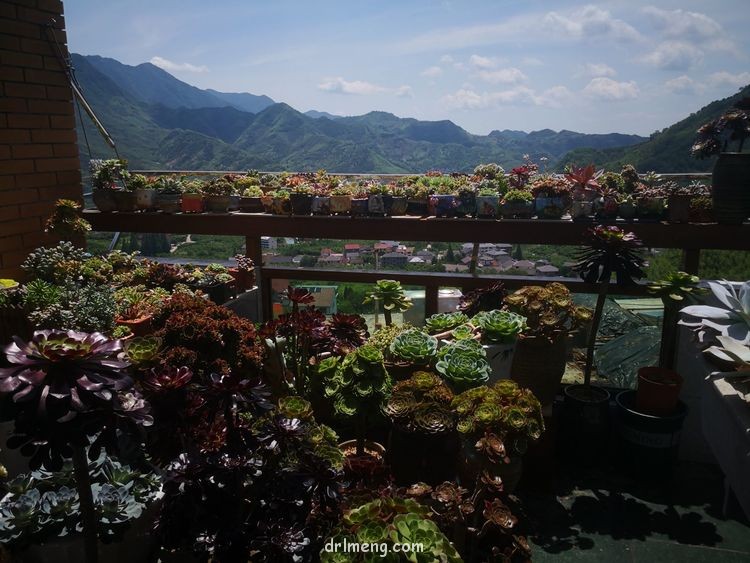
[
  {"xmin": 389, "ymin": 328, "xmax": 439, "ymax": 366},
  {"xmin": 471, "ymin": 310, "xmax": 526, "ymax": 344},
  {"xmin": 384, "ymin": 371, "xmax": 455, "ymax": 435},
  {"xmin": 424, "ymin": 311, "xmax": 470, "ymax": 336},
  {"xmin": 0, "ymin": 330, "xmax": 152, "ymax": 563},
  {"xmin": 435, "ymin": 340, "xmax": 492, "ymax": 391}
]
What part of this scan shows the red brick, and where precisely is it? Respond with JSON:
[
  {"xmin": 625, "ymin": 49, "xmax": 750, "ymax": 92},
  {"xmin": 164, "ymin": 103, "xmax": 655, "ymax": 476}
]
[
  {"xmin": 0, "ymin": 146, "xmax": 10, "ymax": 160},
  {"xmin": 0, "ymin": 35, "xmax": 20, "ymax": 52},
  {"xmin": 0, "ymin": 18, "xmax": 40, "ymax": 39},
  {"xmin": 50, "ymin": 115, "xmax": 74, "ymax": 129},
  {"xmin": 55, "ymin": 170, "xmax": 81, "ymax": 184},
  {"xmin": 20, "ymin": 200, "xmax": 53, "ymax": 218},
  {"xmin": 43, "ymin": 55, "xmax": 62, "ymax": 71},
  {"xmin": 0, "ymin": 65, "xmax": 24, "ymax": 81},
  {"xmin": 36, "ymin": 0, "xmax": 64, "ymax": 15},
  {"xmin": 30, "ymin": 129, "xmax": 75, "ymax": 143},
  {"xmin": 0, "ymin": 206, "xmax": 20, "ymax": 222},
  {"xmin": 0, "ymin": 235, "xmax": 23, "ymax": 253},
  {"xmin": 0, "ymin": 129, "xmax": 31, "ymax": 143},
  {"xmin": 12, "ymin": 144, "xmax": 54, "ymax": 158},
  {"xmin": 46, "ymin": 28, "xmax": 65, "ymax": 44},
  {"xmin": 7, "ymin": 113, "xmax": 49, "ymax": 128},
  {"xmin": 0, "ymin": 115, "xmax": 5, "ymax": 128},
  {"xmin": 0, "ymin": 49, "xmax": 43, "ymax": 68},
  {"xmin": 46, "ymin": 84, "xmax": 71, "ymax": 100},
  {"xmin": 0, "ymin": 189, "xmax": 39, "ymax": 206},
  {"xmin": 0, "ymin": 267, "xmax": 23, "ymax": 280},
  {"xmin": 0, "ymin": 175, "xmax": 17, "ymax": 190},
  {"xmin": 20, "ymin": 37, "xmax": 53, "ymax": 56},
  {"xmin": 22, "ymin": 230, "xmax": 56, "ymax": 250},
  {"xmin": 0, "ymin": 98, "xmax": 27, "ymax": 112},
  {"xmin": 39, "ymin": 183, "xmax": 80, "ymax": 201},
  {"xmin": 5, "ymin": 82, "xmax": 46, "ymax": 99},
  {"xmin": 28, "ymin": 99, "xmax": 71, "ymax": 114},
  {"xmin": 0, "ymin": 159, "xmax": 34, "ymax": 174},
  {"xmin": 0, "ymin": 217, "xmax": 40, "ymax": 238},
  {"xmin": 17, "ymin": 6, "xmax": 64, "ymax": 27},
  {"xmin": 0, "ymin": 4, "xmax": 16, "ymax": 21},
  {"xmin": 15, "ymin": 172, "xmax": 56, "ymax": 188},
  {"xmin": 34, "ymin": 156, "xmax": 78, "ymax": 172},
  {"xmin": 23, "ymin": 68, "xmax": 66, "ymax": 86},
  {"xmin": 52, "ymin": 142, "xmax": 77, "ymax": 156},
  {"xmin": 1, "ymin": 249, "xmax": 34, "ymax": 269}
]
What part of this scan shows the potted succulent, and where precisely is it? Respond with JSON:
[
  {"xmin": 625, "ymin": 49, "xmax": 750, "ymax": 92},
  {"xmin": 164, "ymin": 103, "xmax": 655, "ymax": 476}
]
[
  {"xmin": 428, "ymin": 184, "xmax": 458, "ymax": 217},
  {"xmin": 471, "ymin": 309, "xmax": 527, "ymax": 380},
  {"xmin": 349, "ymin": 185, "xmax": 370, "ymax": 216},
  {"xmin": 367, "ymin": 182, "xmax": 389, "ymax": 216},
  {"xmin": 0, "ymin": 330, "xmax": 152, "ymax": 563},
  {"xmin": 180, "ymin": 180, "xmax": 204, "ymax": 213},
  {"xmin": 311, "ymin": 184, "xmax": 332, "ymax": 215},
  {"xmin": 388, "ymin": 328, "xmax": 439, "ymax": 380},
  {"xmin": 122, "ymin": 335, "xmax": 162, "ymax": 366},
  {"xmin": 90, "ymin": 159, "xmax": 129, "ymax": 213},
  {"xmin": 127, "ymin": 174, "xmax": 156, "ymax": 211},
  {"xmin": 689, "ymin": 194, "xmax": 714, "ymax": 223},
  {"xmin": 566, "ymin": 226, "xmax": 646, "ymax": 451},
  {"xmin": 505, "ymin": 283, "xmax": 592, "ymax": 407},
  {"xmin": 323, "ymin": 344, "xmax": 391, "ymax": 457},
  {"xmin": 424, "ymin": 311, "xmax": 470, "ymax": 340},
  {"xmin": 635, "ymin": 183, "xmax": 667, "ymax": 221},
  {"xmin": 475, "ymin": 182, "xmax": 500, "ymax": 218},
  {"xmin": 187, "ymin": 263, "xmax": 235, "ymax": 304},
  {"xmin": 153, "ymin": 176, "xmax": 183, "ymax": 214},
  {"xmin": 435, "ymin": 339, "xmax": 492, "ymax": 391},
  {"xmin": 405, "ymin": 183, "xmax": 432, "ymax": 216},
  {"xmin": 114, "ymin": 285, "xmax": 166, "ymax": 336},
  {"xmin": 566, "ymin": 164, "xmax": 601, "ymax": 221},
  {"xmin": 531, "ymin": 175, "xmax": 572, "ymax": 219},
  {"xmin": 44, "ymin": 199, "xmax": 91, "ymax": 239},
  {"xmin": 363, "ymin": 279, "xmax": 413, "ymax": 327},
  {"xmin": 388, "ymin": 184, "xmax": 408, "ymax": 216},
  {"xmin": 202, "ymin": 177, "xmax": 234, "ymax": 213},
  {"xmin": 665, "ymin": 181, "xmax": 710, "ymax": 223},
  {"xmin": 321, "ymin": 497, "xmax": 461, "ymax": 562},
  {"xmin": 500, "ymin": 189, "xmax": 533, "ymax": 219},
  {"xmin": 454, "ymin": 182, "xmax": 477, "ymax": 218},
  {"xmin": 451, "ymin": 380, "xmax": 544, "ymax": 492},
  {"xmin": 384, "ymin": 371, "xmax": 457, "ymax": 484},
  {"xmin": 330, "ymin": 184, "xmax": 353, "ymax": 215},
  {"xmin": 618, "ymin": 192, "xmax": 637, "ymax": 220},
  {"xmin": 113, "ymin": 178, "xmax": 137, "ymax": 212},
  {"xmin": 691, "ymin": 97, "xmax": 750, "ymax": 224},
  {"xmin": 269, "ymin": 189, "xmax": 291, "ymax": 215},
  {"xmin": 229, "ymin": 254, "xmax": 255, "ymax": 291},
  {"xmin": 289, "ymin": 183, "xmax": 314, "ymax": 215},
  {"xmin": 239, "ymin": 185, "xmax": 265, "ymax": 213}
]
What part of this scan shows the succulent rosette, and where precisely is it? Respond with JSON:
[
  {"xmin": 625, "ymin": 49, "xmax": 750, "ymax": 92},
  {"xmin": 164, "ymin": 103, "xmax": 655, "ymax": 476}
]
[
  {"xmin": 435, "ymin": 341, "xmax": 491, "ymax": 391},
  {"xmin": 424, "ymin": 312, "xmax": 470, "ymax": 335},
  {"xmin": 142, "ymin": 365, "xmax": 193, "ymax": 393},
  {"xmin": 277, "ymin": 395, "xmax": 314, "ymax": 420},
  {"xmin": 413, "ymin": 405, "xmax": 454, "ymax": 435},
  {"xmin": 472, "ymin": 310, "xmax": 527, "ymax": 344},
  {"xmin": 389, "ymin": 329, "xmax": 438, "ymax": 365},
  {"xmin": 0, "ymin": 330, "xmax": 132, "ymax": 421}
]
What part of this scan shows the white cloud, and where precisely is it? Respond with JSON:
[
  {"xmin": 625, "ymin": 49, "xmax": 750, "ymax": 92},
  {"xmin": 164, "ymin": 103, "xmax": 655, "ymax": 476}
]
[
  {"xmin": 318, "ymin": 77, "xmax": 412, "ymax": 97},
  {"xmin": 442, "ymin": 84, "xmax": 572, "ymax": 110},
  {"xmin": 641, "ymin": 41, "xmax": 704, "ymax": 71},
  {"xmin": 476, "ymin": 67, "xmax": 527, "ymax": 85},
  {"xmin": 469, "ymin": 54, "xmax": 497, "ymax": 69},
  {"xmin": 421, "ymin": 66, "xmax": 443, "ymax": 78},
  {"xmin": 583, "ymin": 77, "xmax": 639, "ymax": 101},
  {"xmin": 664, "ymin": 75, "xmax": 703, "ymax": 95},
  {"xmin": 581, "ymin": 62, "xmax": 616, "ymax": 78},
  {"xmin": 543, "ymin": 5, "xmax": 642, "ymax": 43},
  {"xmin": 708, "ymin": 71, "xmax": 750, "ymax": 88},
  {"xmin": 150, "ymin": 56, "xmax": 208, "ymax": 73},
  {"xmin": 440, "ymin": 54, "xmax": 455, "ymax": 64},
  {"xmin": 521, "ymin": 56, "xmax": 543, "ymax": 67},
  {"xmin": 642, "ymin": 7, "xmax": 721, "ymax": 42}
]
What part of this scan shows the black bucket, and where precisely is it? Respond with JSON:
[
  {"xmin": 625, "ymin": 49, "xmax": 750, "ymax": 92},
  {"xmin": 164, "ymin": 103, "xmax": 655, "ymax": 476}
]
[
  {"xmin": 560, "ymin": 385, "xmax": 611, "ymax": 465},
  {"xmin": 615, "ymin": 390, "xmax": 687, "ymax": 479}
]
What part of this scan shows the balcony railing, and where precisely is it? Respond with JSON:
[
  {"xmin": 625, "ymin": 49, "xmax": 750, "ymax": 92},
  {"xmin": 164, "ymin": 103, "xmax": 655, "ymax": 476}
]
[{"xmin": 83, "ymin": 170, "xmax": 747, "ymax": 322}]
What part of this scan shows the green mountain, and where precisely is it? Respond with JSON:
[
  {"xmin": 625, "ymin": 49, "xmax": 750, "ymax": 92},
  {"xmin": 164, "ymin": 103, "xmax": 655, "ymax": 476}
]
[
  {"xmin": 558, "ymin": 85, "xmax": 750, "ymax": 172},
  {"xmin": 74, "ymin": 53, "xmax": 651, "ymax": 173}
]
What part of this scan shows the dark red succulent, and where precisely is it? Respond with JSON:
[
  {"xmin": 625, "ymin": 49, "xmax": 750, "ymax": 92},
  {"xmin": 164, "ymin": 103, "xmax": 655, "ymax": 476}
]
[
  {"xmin": 142, "ymin": 365, "xmax": 193, "ymax": 392},
  {"xmin": 0, "ymin": 330, "xmax": 132, "ymax": 421},
  {"xmin": 575, "ymin": 225, "xmax": 646, "ymax": 285},
  {"xmin": 326, "ymin": 313, "xmax": 369, "ymax": 355},
  {"xmin": 459, "ymin": 281, "xmax": 506, "ymax": 317}
]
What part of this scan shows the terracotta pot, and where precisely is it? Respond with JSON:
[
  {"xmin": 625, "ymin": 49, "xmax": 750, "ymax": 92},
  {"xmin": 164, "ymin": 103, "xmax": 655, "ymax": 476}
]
[
  {"xmin": 92, "ymin": 189, "xmax": 117, "ymax": 212},
  {"xmin": 115, "ymin": 314, "xmax": 153, "ymax": 337},
  {"xmin": 511, "ymin": 333, "xmax": 567, "ymax": 407},
  {"xmin": 667, "ymin": 194, "xmax": 692, "ymax": 223},
  {"xmin": 181, "ymin": 193, "xmax": 204, "ymax": 213},
  {"xmin": 205, "ymin": 195, "xmax": 231, "ymax": 213},
  {"xmin": 636, "ymin": 367, "xmax": 683, "ymax": 416},
  {"xmin": 135, "ymin": 188, "xmax": 157, "ymax": 210},
  {"xmin": 329, "ymin": 195, "xmax": 352, "ymax": 214},
  {"xmin": 712, "ymin": 152, "xmax": 750, "ymax": 224},
  {"xmin": 113, "ymin": 190, "xmax": 137, "ymax": 212}
]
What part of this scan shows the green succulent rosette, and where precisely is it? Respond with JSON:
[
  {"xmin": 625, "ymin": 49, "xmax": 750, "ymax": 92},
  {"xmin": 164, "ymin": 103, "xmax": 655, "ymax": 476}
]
[
  {"xmin": 424, "ymin": 311, "xmax": 469, "ymax": 334},
  {"xmin": 389, "ymin": 329, "xmax": 438, "ymax": 365},
  {"xmin": 472, "ymin": 310, "xmax": 526, "ymax": 344},
  {"xmin": 277, "ymin": 395, "xmax": 313, "ymax": 420},
  {"xmin": 435, "ymin": 342, "xmax": 491, "ymax": 391}
]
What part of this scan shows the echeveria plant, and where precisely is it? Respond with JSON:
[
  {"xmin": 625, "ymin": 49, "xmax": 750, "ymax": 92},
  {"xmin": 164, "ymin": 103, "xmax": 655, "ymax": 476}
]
[
  {"xmin": 472, "ymin": 310, "xmax": 526, "ymax": 344},
  {"xmin": 384, "ymin": 371, "xmax": 455, "ymax": 435},
  {"xmin": 435, "ymin": 340, "xmax": 491, "ymax": 391},
  {"xmin": 424, "ymin": 312, "xmax": 469, "ymax": 335},
  {"xmin": 680, "ymin": 281, "xmax": 750, "ymax": 345},
  {"xmin": 389, "ymin": 329, "xmax": 439, "ymax": 365}
]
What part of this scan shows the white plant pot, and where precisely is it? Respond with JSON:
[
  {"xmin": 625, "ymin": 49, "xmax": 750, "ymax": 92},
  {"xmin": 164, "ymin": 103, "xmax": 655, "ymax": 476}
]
[{"xmin": 484, "ymin": 341, "xmax": 517, "ymax": 382}]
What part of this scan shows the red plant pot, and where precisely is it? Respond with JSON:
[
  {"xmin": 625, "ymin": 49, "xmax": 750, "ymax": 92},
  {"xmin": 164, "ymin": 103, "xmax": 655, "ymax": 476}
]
[
  {"xmin": 636, "ymin": 367, "xmax": 683, "ymax": 416},
  {"xmin": 115, "ymin": 315, "xmax": 153, "ymax": 337},
  {"xmin": 181, "ymin": 194, "xmax": 204, "ymax": 213}
]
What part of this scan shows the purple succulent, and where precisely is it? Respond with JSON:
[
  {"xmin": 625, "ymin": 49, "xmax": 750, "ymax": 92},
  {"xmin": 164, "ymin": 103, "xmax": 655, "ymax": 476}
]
[{"xmin": 0, "ymin": 330, "xmax": 132, "ymax": 422}]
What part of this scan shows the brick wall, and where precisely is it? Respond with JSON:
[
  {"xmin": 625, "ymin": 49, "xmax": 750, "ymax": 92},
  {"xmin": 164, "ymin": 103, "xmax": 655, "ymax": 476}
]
[{"xmin": 0, "ymin": 0, "xmax": 81, "ymax": 279}]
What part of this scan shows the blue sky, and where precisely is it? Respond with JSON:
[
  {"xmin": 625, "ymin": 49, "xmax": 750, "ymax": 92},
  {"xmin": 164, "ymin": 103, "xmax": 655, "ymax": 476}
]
[{"xmin": 65, "ymin": 1, "xmax": 750, "ymax": 136}]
